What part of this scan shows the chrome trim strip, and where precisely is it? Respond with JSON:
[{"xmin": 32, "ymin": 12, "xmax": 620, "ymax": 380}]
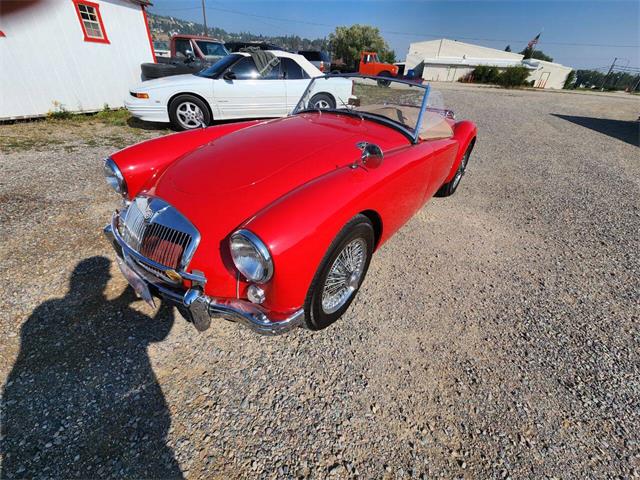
[
  {"xmin": 413, "ymin": 83, "xmax": 431, "ymax": 144},
  {"xmin": 183, "ymin": 288, "xmax": 304, "ymax": 335},
  {"xmin": 110, "ymin": 213, "xmax": 207, "ymax": 284}
]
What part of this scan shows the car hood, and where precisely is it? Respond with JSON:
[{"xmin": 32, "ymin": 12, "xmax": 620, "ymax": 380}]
[
  {"xmin": 144, "ymin": 113, "xmax": 408, "ymax": 286},
  {"xmin": 134, "ymin": 74, "xmax": 207, "ymax": 91}
]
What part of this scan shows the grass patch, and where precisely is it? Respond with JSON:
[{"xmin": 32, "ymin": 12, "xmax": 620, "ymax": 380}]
[
  {"xmin": 0, "ymin": 136, "xmax": 65, "ymax": 153},
  {"xmin": 93, "ymin": 107, "xmax": 132, "ymax": 127}
]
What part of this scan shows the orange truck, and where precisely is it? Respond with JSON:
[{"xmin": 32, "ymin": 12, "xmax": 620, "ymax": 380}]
[{"xmin": 358, "ymin": 51, "xmax": 399, "ymax": 85}]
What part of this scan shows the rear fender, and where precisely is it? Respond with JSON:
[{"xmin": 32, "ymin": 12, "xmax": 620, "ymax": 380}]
[
  {"xmin": 110, "ymin": 120, "xmax": 261, "ymax": 199},
  {"xmin": 443, "ymin": 120, "xmax": 477, "ymax": 183}
]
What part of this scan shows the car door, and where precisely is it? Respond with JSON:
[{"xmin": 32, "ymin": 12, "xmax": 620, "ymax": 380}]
[
  {"xmin": 282, "ymin": 57, "xmax": 312, "ymax": 112},
  {"xmin": 212, "ymin": 56, "xmax": 286, "ymax": 119}
]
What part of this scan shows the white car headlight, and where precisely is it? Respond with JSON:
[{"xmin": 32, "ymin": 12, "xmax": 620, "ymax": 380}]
[
  {"xmin": 230, "ymin": 230, "xmax": 273, "ymax": 283},
  {"xmin": 104, "ymin": 157, "xmax": 127, "ymax": 196}
]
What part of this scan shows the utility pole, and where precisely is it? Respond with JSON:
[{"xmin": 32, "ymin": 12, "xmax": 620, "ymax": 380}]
[
  {"xmin": 201, "ymin": 0, "xmax": 208, "ymax": 36},
  {"xmin": 601, "ymin": 57, "xmax": 617, "ymax": 90}
]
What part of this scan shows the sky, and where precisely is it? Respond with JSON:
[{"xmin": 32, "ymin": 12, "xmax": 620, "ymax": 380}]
[{"xmin": 148, "ymin": 1, "xmax": 640, "ymax": 70}]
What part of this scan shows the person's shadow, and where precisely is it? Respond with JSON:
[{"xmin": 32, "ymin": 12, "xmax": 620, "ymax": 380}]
[{"xmin": 1, "ymin": 256, "xmax": 183, "ymax": 479}]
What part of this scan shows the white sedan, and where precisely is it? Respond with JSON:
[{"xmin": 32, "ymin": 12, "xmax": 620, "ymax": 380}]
[{"xmin": 125, "ymin": 51, "xmax": 354, "ymax": 130}]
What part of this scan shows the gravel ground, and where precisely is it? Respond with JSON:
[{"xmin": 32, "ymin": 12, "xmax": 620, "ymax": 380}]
[{"xmin": 0, "ymin": 86, "xmax": 638, "ymax": 479}]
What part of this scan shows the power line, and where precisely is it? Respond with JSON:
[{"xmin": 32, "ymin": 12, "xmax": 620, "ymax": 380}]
[{"xmin": 150, "ymin": 3, "xmax": 640, "ymax": 49}]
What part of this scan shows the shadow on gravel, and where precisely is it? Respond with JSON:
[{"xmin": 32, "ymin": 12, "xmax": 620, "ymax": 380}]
[
  {"xmin": 551, "ymin": 114, "xmax": 640, "ymax": 147},
  {"xmin": 1, "ymin": 256, "xmax": 183, "ymax": 479},
  {"xmin": 126, "ymin": 117, "xmax": 172, "ymax": 131}
]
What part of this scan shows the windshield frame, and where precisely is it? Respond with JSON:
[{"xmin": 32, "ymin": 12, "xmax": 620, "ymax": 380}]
[{"xmin": 293, "ymin": 74, "xmax": 432, "ymax": 144}]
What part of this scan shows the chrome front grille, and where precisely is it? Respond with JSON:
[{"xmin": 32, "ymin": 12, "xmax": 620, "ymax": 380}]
[{"xmin": 119, "ymin": 196, "xmax": 199, "ymax": 271}]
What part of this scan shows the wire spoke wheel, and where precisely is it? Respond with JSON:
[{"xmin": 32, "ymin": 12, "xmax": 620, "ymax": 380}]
[
  {"xmin": 452, "ymin": 149, "xmax": 470, "ymax": 189},
  {"xmin": 321, "ymin": 238, "xmax": 367, "ymax": 314},
  {"xmin": 176, "ymin": 101, "xmax": 204, "ymax": 129}
]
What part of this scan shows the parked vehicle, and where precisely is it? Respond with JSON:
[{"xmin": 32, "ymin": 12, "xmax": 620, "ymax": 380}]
[
  {"xmin": 225, "ymin": 41, "xmax": 284, "ymax": 52},
  {"xmin": 153, "ymin": 40, "xmax": 170, "ymax": 58},
  {"xmin": 331, "ymin": 51, "xmax": 400, "ymax": 86},
  {"xmin": 141, "ymin": 35, "xmax": 229, "ymax": 79},
  {"xmin": 104, "ymin": 75, "xmax": 477, "ymax": 334},
  {"xmin": 359, "ymin": 51, "xmax": 399, "ymax": 86},
  {"xmin": 126, "ymin": 51, "xmax": 353, "ymax": 130},
  {"xmin": 298, "ymin": 50, "xmax": 332, "ymax": 72}
]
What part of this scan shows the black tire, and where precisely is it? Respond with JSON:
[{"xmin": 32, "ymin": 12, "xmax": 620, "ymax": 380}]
[
  {"xmin": 304, "ymin": 215, "xmax": 375, "ymax": 330},
  {"xmin": 168, "ymin": 94, "xmax": 211, "ymax": 131},
  {"xmin": 435, "ymin": 139, "xmax": 475, "ymax": 197},
  {"xmin": 309, "ymin": 93, "xmax": 336, "ymax": 110},
  {"xmin": 141, "ymin": 62, "xmax": 177, "ymax": 80},
  {"xmin": 376, "ymin": 71, "xmax": 393, "ymax": 87}
]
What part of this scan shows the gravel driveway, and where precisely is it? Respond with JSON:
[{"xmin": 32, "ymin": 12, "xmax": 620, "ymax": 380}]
[{"xmin": 1, "ymin": 86, "xmax": 638, "ymax": 479}]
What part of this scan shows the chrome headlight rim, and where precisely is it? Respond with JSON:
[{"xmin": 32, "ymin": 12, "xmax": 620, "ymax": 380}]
[
  {"xmin": 229, "ymin": 229, "xmax": 274, "ymax": 283},
  {"xmin": 104, "ymin": 157, "xmax": 127, "ymax": 196}
]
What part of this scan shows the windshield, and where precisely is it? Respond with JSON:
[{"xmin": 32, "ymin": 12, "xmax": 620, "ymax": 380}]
[
  {"xmin": 196, "ymin": 54, "xmax": 241, "ymax": 78},
  {"xmin": 293, "ymin": 75, "xmax": 451, "ymax": 142},
  {"xmin": 153, "ymin": 41, "xmax": 168, "ymax": 51},
  {"xmin": 195, "ymin": 40, "xmax": 229, "ymax": 59}
]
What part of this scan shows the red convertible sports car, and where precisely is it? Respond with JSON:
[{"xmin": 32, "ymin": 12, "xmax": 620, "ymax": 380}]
[{"xmin": 104, "ymin": 75, "xmax": 477, "ymax": 334}]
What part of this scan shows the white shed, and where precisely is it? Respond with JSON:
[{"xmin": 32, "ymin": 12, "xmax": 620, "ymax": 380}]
[
  {"xmin": 405, "ymin": 39, "xmax": 527, "ymax": 83},
  {"xmin": 404, "ymin": 38, "xmax": 572, "ymax": 89},
  {"xmin": 0, "ymin": 0, "xmax": 155, "ymax": 120},
  {"xmin": 523, "ymin": 59, "xmax": 573, "ymax": 89}
]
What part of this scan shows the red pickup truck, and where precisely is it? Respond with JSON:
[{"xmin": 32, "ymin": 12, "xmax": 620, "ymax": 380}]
[{"xmin": 141, "ymin": 35, "xmax": 230, "ymax": 79}]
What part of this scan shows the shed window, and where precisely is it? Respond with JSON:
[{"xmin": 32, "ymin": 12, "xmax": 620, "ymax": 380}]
[{"xmin": 73, "ymin": 0, "xmax": 109, "ymax": 44}]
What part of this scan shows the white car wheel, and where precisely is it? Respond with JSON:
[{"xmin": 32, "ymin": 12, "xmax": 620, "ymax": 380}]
[
  {"xmin": 176, "ymin": 101, "xmax": 205, "ymax": 129},
  {"xmin": 169, "ymin": 95, "xmax": 211, "ymax": 131}
]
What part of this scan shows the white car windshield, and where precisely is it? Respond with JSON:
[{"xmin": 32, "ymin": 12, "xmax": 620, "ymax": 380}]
[{"xmin": 294, "ymin": 75, "xmax": 452, "ymax": 142}]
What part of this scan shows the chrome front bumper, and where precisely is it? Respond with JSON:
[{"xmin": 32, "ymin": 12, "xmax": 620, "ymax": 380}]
[{"xmin": 104, "ymin": 213, "xmax": 304, "ymax": 335}]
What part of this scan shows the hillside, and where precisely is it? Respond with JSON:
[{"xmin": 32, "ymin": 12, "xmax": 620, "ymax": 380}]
[{"xmin": 148, "ymin": 13, "xmax": 328, "ymax": 52}]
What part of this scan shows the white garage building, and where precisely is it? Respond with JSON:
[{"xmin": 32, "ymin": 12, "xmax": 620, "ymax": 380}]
[
  {"xmin": 0, "ymin": 0, "xmax": 156, "ymax": 120},
  {"xmin": 403, "ymin": 39, "xmax": 572, "ymax": 89}
]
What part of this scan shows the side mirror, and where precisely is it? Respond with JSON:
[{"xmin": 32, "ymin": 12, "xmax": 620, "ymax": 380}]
[
  {"xmin": 353, "ymin": 142, "xmax": 384, "ymax": 169},
  {"xmin": 185, "ymin": 50, "xmax": 195, "ymax": 62},
  {"xmin": 223, "ymin": 71, "xmax": 236, "ymax": 81}
]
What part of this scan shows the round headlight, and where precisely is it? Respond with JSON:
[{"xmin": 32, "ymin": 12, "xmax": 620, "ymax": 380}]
[
  {"xmin": 104, "ymin": 157, "xmax": 127, "ymax": 196},
  {"xmin": 230, "ymin": 230, "xmax": 273, "ymax": 283}
]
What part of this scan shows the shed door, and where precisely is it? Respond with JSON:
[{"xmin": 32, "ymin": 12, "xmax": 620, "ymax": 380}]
[{"xmin": 536, "ymin": 72, "xmax": 550, "ymax": 88}]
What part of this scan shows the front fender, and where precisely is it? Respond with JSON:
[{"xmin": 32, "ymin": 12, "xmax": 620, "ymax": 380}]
[
  {"xmin": 110, "ymin": 120, "xmax": 261, "ymax": 199},
  {"xmin": 242, "ymin": 166, "xmax": 375, "ymax": 314},
  {"xmin": 442, "ymin": 120, "xmax": 477, "ymax": 183}
]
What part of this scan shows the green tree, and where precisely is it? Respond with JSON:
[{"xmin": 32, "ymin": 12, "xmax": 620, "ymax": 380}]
[
  {"xmin": 563, "ymin": 70, "xmax": 576, "ymax": 89},
  {"xmin": 520, "ymin": 46, "xmax": 554, "ymax": 62},
  {"xmin": 328, "ymin": 24, "xmax": 394, "ymax": 69}
]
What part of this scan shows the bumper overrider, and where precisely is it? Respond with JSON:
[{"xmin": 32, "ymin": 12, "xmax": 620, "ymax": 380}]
[{"xmin": 104, "ymin": 211, "xmax": 304, "ymax": 335}]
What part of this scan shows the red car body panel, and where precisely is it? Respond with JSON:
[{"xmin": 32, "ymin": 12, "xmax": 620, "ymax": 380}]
[
  {"xmin": 112, "ymin": 121, "xmax": 261, "ymax": 199},
  {"xmin": 109, "ymin": 112, "xmax": 476, "ymax": 320}
]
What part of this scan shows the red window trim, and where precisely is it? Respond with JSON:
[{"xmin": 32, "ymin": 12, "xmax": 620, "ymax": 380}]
[
  {"xmin": 141, "ymin": 6, "xmax": 156, "ymax": 63},
  {"xmin": 72, "ymin": 0, "xmax": 110, "ymax": 44}
]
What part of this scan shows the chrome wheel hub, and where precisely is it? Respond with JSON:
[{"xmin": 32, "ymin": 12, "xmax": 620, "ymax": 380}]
[
  {"xmin": 176, "ymin": 101, "xmax": 205, "ymax": 129},
  {"xmin": 321, "ymin": 238, "xmax": 367, "ymax": 314}
]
